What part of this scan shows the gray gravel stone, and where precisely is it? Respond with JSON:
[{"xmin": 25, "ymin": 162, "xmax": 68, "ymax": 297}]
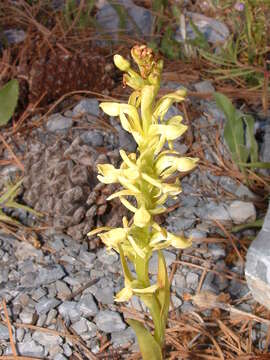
[
  {"xmin": 85, "ymin": 320, "xmax": 97, "ymax": 338},
  {"xmin": 35, "ymin": 265, "xmax": 65, "ymax": 286},
  {"xmin": 71, "ymin": 318, "xmax": 88, "ymax": 335},
  {"xmin": 31, "ymin": 288, "xmax": 47, "ymax": 301},
  {"xmin": 77, "ymin": 294, "xmax": 99, "ymax": 317},
  {"xmin": 7, "ymin": 341, "xmax": 45, "ymax": 357},
  {"xmin": 92, "ymin": 286, "xmax": 114, "ymax": 305},
  {"xmin": 46, "ymin": 114, "xmax": 73, "ymax": 132},
  {"xmin": 111, "ymin": 327, "xmax": 136, "ymax": 348},
  {"xmin": 186, "ymin": 272, "xmax": 199, "ymax": 290},
  {"xmin": 194, "ymin": 80, "xmax": 215, "ymax": 93},
  {"xmin": 97, "ymin": 248, "xmax": 118, "ymax": 265},
  {"xmin": 94, "ymin": 310, "xmax": 126, "ymax": 333},
  {"xmin": 0, "ymin": 324, "xmax": 9, "ymax": 340},
  {"xmin": 171, "ymin": 294, "xmax": 183, "ymax": 309},
  {"xmin": 54, "ymin": 354, "xmax": 68, "ymax": 360},
  {"xmin": 201, "ymin": 272, "xmax": 219, "ymax": 294},
  {"xmin": 149, "ymin": 250, "xmax": 176, "ymax": 274},
  {"xmin": 73, "ymin": 99, "xmax": 99, "ymax": 116},
  {"xmin": 56, "ymin": 280, "xmax": 71, "ymax": 300},
  {"xmin": 196, "ymin": 202, "xmax": 231, "ymax": 222},
  {"xmin": 173, "ymin": 273, "xmax": 186, "ymax": 289},
  {"xmin": 36, "ymin": 314, "xmax": 47, "ymax": 327},
  {"xmin": 207, "ymin": 243, "xmax": 226, "ymax": 260},
  {"xmin": 228, "ymin": 201, "xmax": 256, "ymax": 224},
  {"xmin": 63, "ymin": 343, "xmax": 72, "ymax": 357},
  {"xmin": 33, "ymin": 331, "xmax": 63, "ymax": 347},
  {"xmin": 35, "ymin": 297, "xmax": 60, "ymax": 315},
  {"xmin": 58, "ymin": 301, "xmax": 81, "ymax": 323},
  {"xmin": 80, "ymin": 131, "xmax": 104, "ymax": 147},
  {"xmin": 16, "ymin": 328, "xmax": 25, "ymax": 342},
  {"xmin": 19, "ymin": 308, "xmax": 36, "ymax": 324},
  {"xmin": 79, "ymin": 251, "xmax": 96, "ymax": 269}
]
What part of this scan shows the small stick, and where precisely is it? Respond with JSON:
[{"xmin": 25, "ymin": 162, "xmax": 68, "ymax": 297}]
[
  {"xmin": 2, "ymin": 300, "xmax": 18, "ymax": 358},
  {"xmin": 64, "ymin": 277, "xmax": 100, "ymax": 301},
  {"xmin": 0, "ymin": 133, "xmax": 24, "ymax": 172}
]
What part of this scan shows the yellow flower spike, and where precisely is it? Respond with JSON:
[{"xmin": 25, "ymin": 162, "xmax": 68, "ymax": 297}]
[
  {"xmin": 96, "ymin": 46, "xmax": 198, "ymax": 360},
  {"xmin": 113, "ymin": 54, "xmax": 131, "ymax": 72},
  {"xmin": 134, "ymin": 206, "xmax": 151, "ymax": 228}
]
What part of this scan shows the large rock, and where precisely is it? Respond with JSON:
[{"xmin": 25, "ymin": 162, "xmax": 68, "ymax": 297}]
[
  {"xmin": 175, "ymin": 12, "xmax": 229, "ymax": 45},
  {"xmin": 96, "ymin": 0, "xmax": 153, "ymax": 40},
  {"xmin": 245, "ymin": 205, "xmax": 270, "ymax": 309}
]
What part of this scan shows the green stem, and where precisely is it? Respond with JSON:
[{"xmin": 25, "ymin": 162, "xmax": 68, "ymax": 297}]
[{"xmin": 134, "ymin": 255, "xmax": 164, "ymax": 348}]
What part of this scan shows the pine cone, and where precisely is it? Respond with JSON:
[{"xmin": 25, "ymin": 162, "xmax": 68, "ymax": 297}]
[
  {"xmin": 22, "ymin": 123, "xmax": 126, "ymax": 244},
  {"xmin": 28, "ymin": 50, "xmax": 114, "ymax": 104}
]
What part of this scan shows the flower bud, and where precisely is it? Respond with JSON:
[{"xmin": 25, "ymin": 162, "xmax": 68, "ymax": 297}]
[{"xmin": 114, "ymin": 54, "xmax": 131, "ymax": 71}]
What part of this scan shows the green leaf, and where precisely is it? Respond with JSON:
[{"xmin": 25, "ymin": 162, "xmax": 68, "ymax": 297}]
[
  {"xmin": 0, "ymin": 79, "xmax": 19, "ymax": 126},
  {"xmin": 214, "ymin": 93, "xmax": 245, "ymax": 163},
  {"xmin": 127, "ymin": 319, "xmax": 162, "ymax": 360},
  {"xmin": 243, "ymin": 115, "xmax": 258, "ymax": 163},
  {"xmin": 156, "ymin": 250, "xmax": 170, "ymax": 344},
  {"xmin": 237, "ymin": 162, "xmax": 270, "ymax": 169},
  {"xmin": 0, "ymin": 209, "xmax": 20, "ymax": 225}
]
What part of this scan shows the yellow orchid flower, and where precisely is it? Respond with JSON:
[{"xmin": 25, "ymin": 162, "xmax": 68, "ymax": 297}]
[
  {"xmin": 149, "ymin": 226, "xmax": 191, "ymax": 250},
  {"xmin": 88, "ymin": 45, "xmax": 199, "ymax": 360},
  {"xmin": 115, "ymin": 283, "xmax": 159, "ymax": 302}
]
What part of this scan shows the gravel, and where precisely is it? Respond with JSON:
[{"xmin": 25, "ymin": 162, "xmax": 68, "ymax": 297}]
[{"xmin": 0, "ymin": 93, "xmax": 264, "ymax": 356}]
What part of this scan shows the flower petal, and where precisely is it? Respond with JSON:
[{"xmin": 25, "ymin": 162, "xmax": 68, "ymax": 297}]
[
  {"xmin": 100, "ymin": 102, "xmax": 120, "ymax": 116},
  {"xmin": 115, "ymin": 286, "xmax": 133, "ymax": 302},
  {"xmin": 134, "ymin": 207, "xmax": 151, "ymax": 227},
  {"xmin": 167, "ymin": 232, "xmax": 192, "ymax": 249}
]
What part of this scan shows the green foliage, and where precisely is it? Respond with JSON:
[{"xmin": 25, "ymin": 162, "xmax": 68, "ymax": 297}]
[
  {"xmin": 214, "ymin": 92, "xmax": 270, "ymax": 173},
  {"xmin": 127, "ymin": 319, "xmax": 163, "ymax": 360},
  {"xmin": 63, "ymin": 0, "xmax": 95, "ymax": 29},
  {"xmin": 200, "ymin": 1, "xmax": 270, "ymax": 90},
  {"xmin": 0, "ymin": 179, "xmax": 42, "ymax": 226},
  {"xmin": 0, "ymin": 79, "xmax": 19, "ymax": 127}
]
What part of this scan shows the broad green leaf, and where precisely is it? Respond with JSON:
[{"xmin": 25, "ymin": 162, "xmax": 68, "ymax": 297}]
[
  {"xmin": 243, "ymin": 115, "xmax": 258, "ymax": 163},
  {"xmin": 0, "ymin": 79, "xmax": 19, "ymax": 126},
  {"xmin": 214, "ymin": 93, "xmax": 245, "ymax": 163},
  {"xmin": 214, "ymin": 92, "xmax": 235, "ymax": 129},
  {"xmin": 127, "ymin": 319, "xmax": 162, "ymax": 360}
]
